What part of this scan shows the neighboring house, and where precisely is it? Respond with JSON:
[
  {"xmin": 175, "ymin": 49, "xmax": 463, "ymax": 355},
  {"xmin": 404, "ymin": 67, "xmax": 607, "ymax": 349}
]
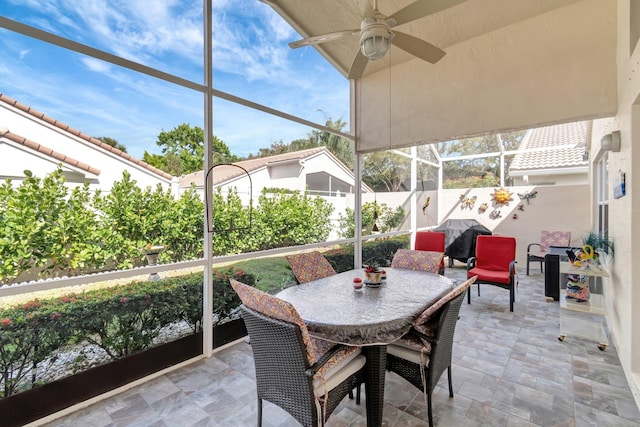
[
  {"xmin": 179, "ymin": 147, "xmax": 371, "ymax": 202},
  {"xmin": 179, "ymin": 147, "xmax": 371, "ymax": 240},
  {"xmin": 0, "ymin": 93, "xmax": 174, "ymax": 193},
  {"xmin": 509, "ymin": 121, "xmax": 590, "ymax": 186}
]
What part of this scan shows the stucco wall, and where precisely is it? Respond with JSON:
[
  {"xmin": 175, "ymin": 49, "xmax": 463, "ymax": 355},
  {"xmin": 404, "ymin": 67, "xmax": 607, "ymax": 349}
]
[
  {"xmin": 0, "ymin": 103, "xmax": 172, "ymax": 192},
  {"xmin": 352, "ymin": 184, "xmax": 590, "ymax": 266},
  {"xmin": 593, "ymin": 0, "xmax": 640, "ymax": 402}
]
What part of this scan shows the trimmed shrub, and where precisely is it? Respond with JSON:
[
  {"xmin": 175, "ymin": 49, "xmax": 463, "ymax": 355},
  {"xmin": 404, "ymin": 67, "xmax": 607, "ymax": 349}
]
[{"xmin": 0, "ymin": 267, "xmax": 255, "ymax": 398}]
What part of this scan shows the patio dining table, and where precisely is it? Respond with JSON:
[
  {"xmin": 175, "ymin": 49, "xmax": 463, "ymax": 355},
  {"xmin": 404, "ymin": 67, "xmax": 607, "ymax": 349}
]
[{"xmin": 277, "ymin": 267, "xmax": 454, "ymax": 427}]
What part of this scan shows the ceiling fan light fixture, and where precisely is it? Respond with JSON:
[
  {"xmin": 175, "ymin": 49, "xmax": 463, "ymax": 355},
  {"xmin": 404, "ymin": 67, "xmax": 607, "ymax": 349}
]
[{"xmin": 360, "ymin": 18, "xmax": 392, "ymax": 60}]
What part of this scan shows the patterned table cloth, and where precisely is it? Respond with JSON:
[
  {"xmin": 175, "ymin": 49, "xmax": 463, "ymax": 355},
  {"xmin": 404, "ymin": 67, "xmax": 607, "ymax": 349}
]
[{"xmin": 277, "ymin": 268, "xmax": 454, "ymax": 346}]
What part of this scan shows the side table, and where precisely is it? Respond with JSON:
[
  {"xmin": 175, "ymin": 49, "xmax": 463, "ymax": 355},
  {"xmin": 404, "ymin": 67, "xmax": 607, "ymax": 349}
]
[{"xmin": 557, "ymin": 260, "xmax": 609, "ymax": 351}]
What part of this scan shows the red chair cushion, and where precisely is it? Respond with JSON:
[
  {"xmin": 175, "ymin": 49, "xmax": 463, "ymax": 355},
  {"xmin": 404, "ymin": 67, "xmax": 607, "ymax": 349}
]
[
  {"xmin": 475, "ymin": 235, "xmax": 516, "ymax": 272},
  {"xmin": 467, "ymin": 267, "xmax": 511, "ymax": 285}
]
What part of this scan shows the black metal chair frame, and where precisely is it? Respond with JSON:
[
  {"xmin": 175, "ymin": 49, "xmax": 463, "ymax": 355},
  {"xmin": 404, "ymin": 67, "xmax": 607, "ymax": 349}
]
[
  {"xmin": 386, "ymin": 290, "xmax": 467, "ymax": 427},
  {"xmin": 240, "ymin": 305, "xmax": 365, "ymax": 427},
  {"xmin": 526, "ymin": 242, "xmax": 544, "ymax": 275},
  {"xmin": 466, "ymin": 257, "xmax": 517, "ymax": 312}
]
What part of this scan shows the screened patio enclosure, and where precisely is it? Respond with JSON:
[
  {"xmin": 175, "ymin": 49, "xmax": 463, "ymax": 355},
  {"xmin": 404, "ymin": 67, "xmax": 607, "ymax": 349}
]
[{"xmin": 1, "ymin": 0, "xmax": 639, "ymax": 420}]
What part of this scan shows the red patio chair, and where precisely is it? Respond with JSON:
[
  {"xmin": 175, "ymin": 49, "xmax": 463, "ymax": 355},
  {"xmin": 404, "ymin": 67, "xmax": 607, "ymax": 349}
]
[{"xmin": 466, "ymin": 235, "xmax": 517, "ymax": 311}]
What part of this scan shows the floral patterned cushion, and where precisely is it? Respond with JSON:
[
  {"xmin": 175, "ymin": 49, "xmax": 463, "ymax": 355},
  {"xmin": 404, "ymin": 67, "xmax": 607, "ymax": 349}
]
[
  {"xmin": 230, "ymin": 279, "xmax": 317, "ymax": 365},
  {"xmin": 412, "ymin": 276, "xmax": 477, "ymax": 336},
  {"xmin": 392, "ymin": 333, "xmax": 432, "ymax": 354},
  {"xmin": 391, "ymin": 249, "xmax": 444, "ymax": 273},
  {"xmin": 286, "ymin": 251, "xmax": 336, "ymax": 284},
  {"xmin": 539, "ymin": 231, "xmax": 571, "ymax": 253}
]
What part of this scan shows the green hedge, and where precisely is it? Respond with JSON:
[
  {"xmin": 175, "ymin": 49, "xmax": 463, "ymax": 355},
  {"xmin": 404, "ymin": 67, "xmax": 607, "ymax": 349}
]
[
  {"xmin": 0, "ymin": 168, "xmax": 334, "ymax": 284},
  {"xmin": 0, "ymin": 267, "xmax": 254, "ymax": 398},
  {"xmin": 324, "ymin": 236, "xmax": 409, "ymax": 272}
]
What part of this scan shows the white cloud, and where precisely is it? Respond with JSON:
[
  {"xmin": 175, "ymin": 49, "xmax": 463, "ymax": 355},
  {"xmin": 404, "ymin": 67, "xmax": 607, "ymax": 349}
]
[
  {"xmin": 81, "ymin": 57, "xmax": 111, "ymax": 73},
  {"xmin": 1, "ymin": 0, "xmax": 350, "ymax": 159}
]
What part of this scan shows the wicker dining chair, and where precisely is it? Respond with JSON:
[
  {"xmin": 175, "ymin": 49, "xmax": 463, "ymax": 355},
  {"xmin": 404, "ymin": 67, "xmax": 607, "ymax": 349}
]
[
  {"xmin": 230, "ymin": 279, "xmax": 366, "ymax": 427},
  {"xmin": 386, "ymin": 277, "xmax": 476, "ymax": 427},
  {"xmin": 414, "ymin": 231, "xmax": 447, "ymax": 274},
  {"xmin": 391, "ymin": 248, "xmax": 444, "ymax": 274},
  {"xmin": 286, "ymin": 251, "xmax": 337, "ymax": 284}
]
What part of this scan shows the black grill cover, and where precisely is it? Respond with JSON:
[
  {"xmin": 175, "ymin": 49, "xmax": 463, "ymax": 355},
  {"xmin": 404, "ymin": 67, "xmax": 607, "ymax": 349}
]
[{"xmin": 434, "ymin": 219, "xmax": 492, "ymax": 263}]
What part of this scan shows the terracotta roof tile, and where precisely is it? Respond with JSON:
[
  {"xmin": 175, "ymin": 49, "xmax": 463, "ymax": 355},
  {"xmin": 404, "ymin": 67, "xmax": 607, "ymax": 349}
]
[
  {"xmin": 0, "ymin": 93, "xmax": 173, "ymax": 180},
  {"xmin": 510, "ymin": 121, "xmax": 589, "ymax": 171},
  {"xmin": 1, "ymin": 130, "xmax": 101, "ymax": 176}
]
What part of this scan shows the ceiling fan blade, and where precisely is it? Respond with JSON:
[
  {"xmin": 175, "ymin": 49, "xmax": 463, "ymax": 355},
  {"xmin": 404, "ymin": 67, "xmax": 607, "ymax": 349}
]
[
  {"xmin": 289, "ymin": 29, "xmax": 359, "ymax": 49},
  {"xmin": 348, "ymin": 49, "xmax": 369, "ymax": 79},
  {"xmin": 391, "ymin": 31, "xmax": 446, "ymax": 64},
  {"xmin": 388, "ymin": 0, "xmax": 466, "ymax": 27}
]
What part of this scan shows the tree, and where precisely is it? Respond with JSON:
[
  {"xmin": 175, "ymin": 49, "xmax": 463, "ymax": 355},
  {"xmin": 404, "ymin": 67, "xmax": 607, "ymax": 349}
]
[
  {"xmin": 362, "ymin": 151, "xmax": 412, "ymax": 192},
  {"xmin": 437, "ymin": 131, "xmax": 525, "ymax": 188},
  {"xmin": 248, "ymin": 118, "xmax": 353, "ymax": 168},
  {"xmin": 248, "ymin": 140, "xmax": 290, "ymax": 158},
  {"xmin": 96, "ymin": 136, "xmax": 127, "ymax": 153},
  {"xmin": 291, "ymin": 118, "xmax": 353, "ymax": 168},
  {"xmin": 144, "ymin": 124, "xmax": 239, "ymax": 175}
]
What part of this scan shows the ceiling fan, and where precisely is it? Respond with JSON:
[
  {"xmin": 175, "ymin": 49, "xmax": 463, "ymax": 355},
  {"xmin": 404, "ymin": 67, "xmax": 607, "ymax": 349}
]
[{"xmin": 288, "ymin": 0, "xmax": 465, "ymax": 79}]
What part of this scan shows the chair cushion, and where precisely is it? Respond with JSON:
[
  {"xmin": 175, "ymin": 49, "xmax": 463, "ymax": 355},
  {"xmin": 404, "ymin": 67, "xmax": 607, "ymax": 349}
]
[
  {"xmin": 388, "ymin": 335, "xmax": 431, "ymax": 365},
  {"xmin": 311, "ymin": 339, "xmax": 363, "ymax": 394},
  {"xmin": 391, "ymin": 249, "xmax": 443, "ymax": 273},
  {"xmin": 412, "ymin": 276, "xmax": 476, "ymax": 335},
  {"xmin": 286, "ymin": 251, "xmax": 336, "ymax": 284},
  {"xmin": 314, "ymin": 354, "xmax": 365, "ymax": 397},
  {"xmin": 468, "ymin": 267, "xmax": 510, "ymax": 285},
  {"xmin": 540, "ymin": 231, "xmax": 571, "ymax": 252},
  {"xmin": 230, "ymin": 279, "xmax": 317, "ymax": 365},
  {"xmin": 475, "ymin": 235, "xmax": 516, "ymax": 272}
]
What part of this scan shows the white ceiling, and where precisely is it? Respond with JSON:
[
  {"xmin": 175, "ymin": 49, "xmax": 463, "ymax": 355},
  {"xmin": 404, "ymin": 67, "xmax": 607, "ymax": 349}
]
[{"xmin": 264, "ymin": 0, "xmax": 618, "ymax": 152}]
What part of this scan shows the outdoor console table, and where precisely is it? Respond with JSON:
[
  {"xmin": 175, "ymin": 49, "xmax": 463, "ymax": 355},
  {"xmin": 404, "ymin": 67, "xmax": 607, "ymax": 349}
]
[
  {"xmin": 557, "ymin": 259, "xmax": 610, "ymax": 351},
  {"xmin": 277, "ymin": 268, "xmax": 454, "ymax": 427}
]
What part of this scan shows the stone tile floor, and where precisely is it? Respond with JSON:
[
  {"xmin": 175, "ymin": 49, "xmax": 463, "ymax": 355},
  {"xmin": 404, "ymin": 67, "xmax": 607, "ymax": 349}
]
[{"xmin": 42, "ymin": 266, "xmax": 640, "ymax": 426}]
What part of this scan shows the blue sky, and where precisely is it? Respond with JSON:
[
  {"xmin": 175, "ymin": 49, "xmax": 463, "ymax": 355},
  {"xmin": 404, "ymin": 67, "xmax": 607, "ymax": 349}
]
[{"xmin": 0, "ymin": 0, "xmax": 350, "ymax": 159}]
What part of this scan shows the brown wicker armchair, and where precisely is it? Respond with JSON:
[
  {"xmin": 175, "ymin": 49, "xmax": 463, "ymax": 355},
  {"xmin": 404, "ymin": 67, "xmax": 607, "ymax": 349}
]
[
  {"xmin": 386, "ymin": 277, "xmax": 475, "ymax": 427},
  {"xmin": 231, "ymin": 279, "xmax": 365, "ymax": 427},
  {"xmin": 241, "ymin": 306, "xmax": 365, "ymax": 427}
]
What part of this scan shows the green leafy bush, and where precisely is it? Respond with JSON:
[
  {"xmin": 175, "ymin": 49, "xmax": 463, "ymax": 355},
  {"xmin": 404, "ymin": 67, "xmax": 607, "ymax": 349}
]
[
  {"xmin": 0, "ymin": 168, "xmax": 336, "ymax": 285},
  {"xmin": 0, "ymin": 267, "xmax": 255, "ymax": 398},
  {"xmin": 337, "ymin": 202, "xmax": 405, "ymax": 238}
]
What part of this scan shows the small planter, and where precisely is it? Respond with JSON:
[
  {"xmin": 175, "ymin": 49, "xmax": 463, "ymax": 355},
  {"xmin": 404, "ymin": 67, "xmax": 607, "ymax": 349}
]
[{"xmin": 365, "ymin": 270, "xmax": 382, "ymax": 285}]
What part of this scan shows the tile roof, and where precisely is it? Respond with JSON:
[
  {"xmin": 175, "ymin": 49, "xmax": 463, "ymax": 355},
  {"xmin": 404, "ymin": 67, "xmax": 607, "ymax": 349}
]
[
  {"xmin": 0, "ymin": 128, "xmax": 101, "ymax": 176},
  {"xmin": 179, "ymin": 147, "xmax": 332, "ymax": 187},
  {"xmin": 0, "ymin": 93, "xmax": 173, "ymax": 180},
  {"xmin": 510, "ymin": 121, "xmax": 590, "ymax": 171}
]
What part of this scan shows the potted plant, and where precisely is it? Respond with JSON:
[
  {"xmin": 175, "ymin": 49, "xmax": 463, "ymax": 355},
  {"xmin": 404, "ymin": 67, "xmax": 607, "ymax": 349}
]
[
  {"xmin": 364, "ymin": 263, "xmax": 382, "ymax": 285},
  {"xmin": 581, "ymin": 231, "xmax": 614, "ymax": 262}
]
